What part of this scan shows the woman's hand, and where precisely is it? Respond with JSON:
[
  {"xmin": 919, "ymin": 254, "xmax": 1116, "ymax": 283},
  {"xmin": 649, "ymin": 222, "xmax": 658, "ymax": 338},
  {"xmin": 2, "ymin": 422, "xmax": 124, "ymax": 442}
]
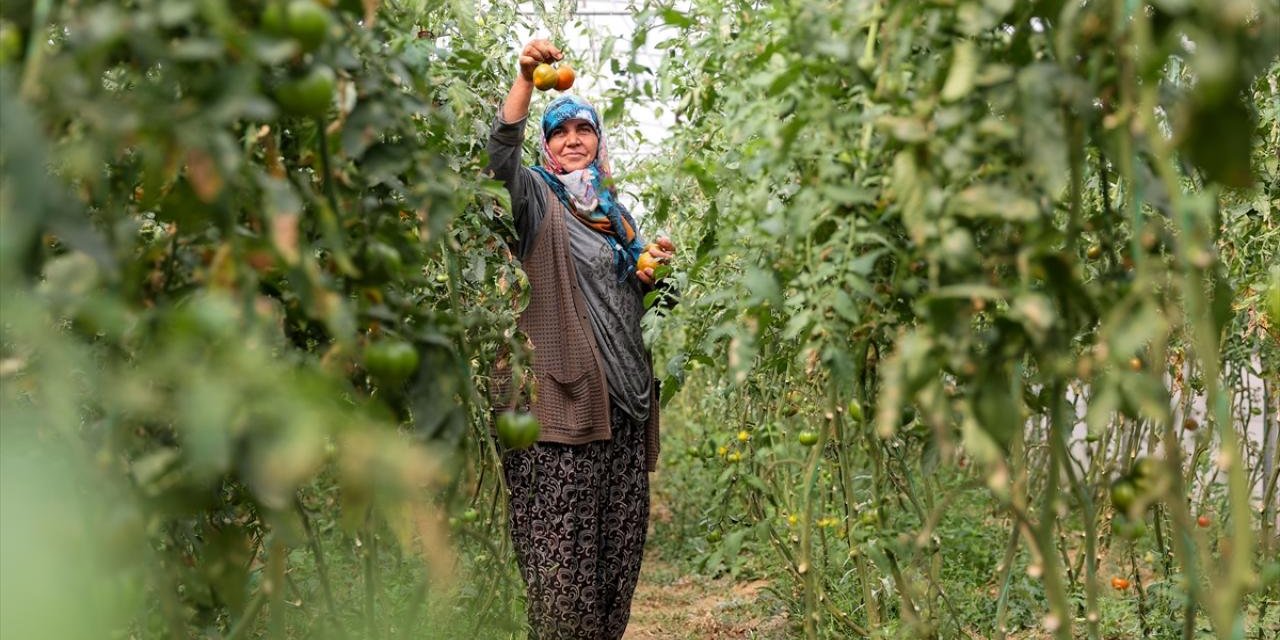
[
  {"xmin": 517, "ymin": 39, "xmax": 563, "ymax": 82},
  {"xmin": 636, "ymin": 237, "xmax": 676, "ymax": 286},
  {"xmin": 503, "ymin": 39, "xmax": 563, "ymax": 123}
]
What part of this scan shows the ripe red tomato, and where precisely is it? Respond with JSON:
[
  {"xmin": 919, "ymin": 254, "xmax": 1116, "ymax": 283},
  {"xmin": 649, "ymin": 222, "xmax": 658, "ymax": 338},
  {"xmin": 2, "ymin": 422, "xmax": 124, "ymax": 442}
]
[
  {"xmin": 555, "ymin": 65, "xmax": 576, "ymax": 91},
  {"xmin": 1197, "ymin": 515, "xmax": 1211, "ymax": 528}
]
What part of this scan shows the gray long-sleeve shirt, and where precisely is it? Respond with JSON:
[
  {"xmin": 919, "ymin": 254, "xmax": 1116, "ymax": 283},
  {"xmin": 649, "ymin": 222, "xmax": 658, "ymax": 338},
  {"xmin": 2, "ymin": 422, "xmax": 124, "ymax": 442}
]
[{"xmin": 487, "ymin": 109, "xmax": 652, "ymax": 424}]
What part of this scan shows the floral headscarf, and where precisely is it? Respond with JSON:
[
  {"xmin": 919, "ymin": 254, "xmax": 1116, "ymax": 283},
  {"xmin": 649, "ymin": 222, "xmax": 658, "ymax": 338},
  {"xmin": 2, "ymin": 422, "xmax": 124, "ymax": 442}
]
[{"xmin": 531, "ymin": 95, "xmax": 644, "ymax": 282}]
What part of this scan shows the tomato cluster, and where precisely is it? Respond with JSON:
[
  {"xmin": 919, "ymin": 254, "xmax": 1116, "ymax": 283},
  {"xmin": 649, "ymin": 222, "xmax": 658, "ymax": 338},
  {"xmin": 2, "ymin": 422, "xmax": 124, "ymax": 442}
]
[
  {"xmin": 531, "ymin": 63, "xmax": 575, "ymax": 92},
  {"xmin": 1109, "ymin": 456, "xmax": 1170, "ymax": 540}
]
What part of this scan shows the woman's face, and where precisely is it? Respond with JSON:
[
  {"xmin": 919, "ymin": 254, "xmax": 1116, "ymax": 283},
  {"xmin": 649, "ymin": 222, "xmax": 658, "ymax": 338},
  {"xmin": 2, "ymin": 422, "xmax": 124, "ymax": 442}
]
[{"xmin": 547, "ymin": 119, "xmax": 599, "ymax": 172}]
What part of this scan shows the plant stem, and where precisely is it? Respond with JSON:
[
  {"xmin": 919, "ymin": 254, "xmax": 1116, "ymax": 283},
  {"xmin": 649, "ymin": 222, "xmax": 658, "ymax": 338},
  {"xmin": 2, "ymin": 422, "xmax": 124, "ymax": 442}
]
[
  {"xmin": 295, "ymin": 496, "xmax": 348, "ymax": 639},
  {"xmin": 225, "ymin": 587, "xmax": 269, "ymax": 640}
]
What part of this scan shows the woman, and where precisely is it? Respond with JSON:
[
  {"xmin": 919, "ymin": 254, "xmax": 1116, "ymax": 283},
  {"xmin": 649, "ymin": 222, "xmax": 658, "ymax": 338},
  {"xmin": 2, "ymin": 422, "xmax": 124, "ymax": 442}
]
[{"xmin": 485, "ymin": 39, "xmax": 675, "ymax": 639}]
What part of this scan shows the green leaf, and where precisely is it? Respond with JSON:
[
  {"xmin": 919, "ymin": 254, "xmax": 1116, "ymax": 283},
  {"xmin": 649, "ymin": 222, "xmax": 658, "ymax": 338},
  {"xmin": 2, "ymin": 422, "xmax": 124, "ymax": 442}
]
[
  {"xmin": 971, "ymin": 370, "xmax": 1019, "ymax": 451},
  {"xmin": 951, "ymin": 184, "xmax": 1039, "ymax": 221},
  {"xmin": 941, "ymin": 41, "xmax": 979, "ymax": 102},
  {"xmin": 1086, "ymin": 384, "xmax": 1119, "ymax": 439},
  {"xmin": 847, "ymin": 248, "xmax": 886, "ymax": 276},
  {"xmin": 743, "ymin": 267, "xmax": 781, "ymax": 306},
  {"xmin": 1107, "ymin": 304, "xmax": 1153, "ymax": 357},
  {"xmin": 878, "ymin": 116, "xmax": 929, "ymax": 143},
  {"xmin": 660, "ymin": 8, "xmax": 693, "ymax": 28}
]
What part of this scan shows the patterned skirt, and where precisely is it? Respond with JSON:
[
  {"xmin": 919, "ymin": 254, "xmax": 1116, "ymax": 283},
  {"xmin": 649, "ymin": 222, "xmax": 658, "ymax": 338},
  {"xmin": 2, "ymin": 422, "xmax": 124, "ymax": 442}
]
[{"xmin": 501, "ymin": 406, "xmax": 650, "ymax": 640}]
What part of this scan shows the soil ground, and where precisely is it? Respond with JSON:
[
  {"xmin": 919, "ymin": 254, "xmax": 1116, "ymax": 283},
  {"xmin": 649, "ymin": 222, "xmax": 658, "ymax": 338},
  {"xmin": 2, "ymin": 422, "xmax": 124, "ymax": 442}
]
[{"xmin": 623, "ymin": 552, "xmax": 790, "ymax": 639}]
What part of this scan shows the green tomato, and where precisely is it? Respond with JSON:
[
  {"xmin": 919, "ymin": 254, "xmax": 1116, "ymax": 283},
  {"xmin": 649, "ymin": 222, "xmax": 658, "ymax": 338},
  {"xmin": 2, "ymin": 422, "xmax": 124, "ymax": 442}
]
[
  {"xmin": 1109, "ymin": 478, "xmax": 1137, "ymax": 513},
  {"xmin": 0, "ymin": 20, "xmax": 21, "ymax": 65},
  {"xmin": 261, "ymin": 1, "xmax": 287, "ymax": 34},
  {"xmin": 284, "ymin": 0, "xmax": 331, "ymax": 51},
  {"xmin": 797, "ymin": 431, "xmax": 819, "ymax": 447},
  {"xmin": 275, "ymin": 64, "xmax": 335, "ymax": 118},
  {"xmin": 496, "ymin": 411, "xmax": 540, "ymax": 450},
  {"xmin": 263, "ymin": 0, "xmax": 331, "ymax": 52},
  {"xmin": 363, "ymin": 339, "xmax": 419, "ymax": 387},
  {"xmin": 461, "ymin": 508, "xmax": 479, "ymax": 523},
  {"xmin": 1130, "ymin": 456, "xmax": 1161, "ymax": 496},
  {"xmin": 1114, "ymin": 514, "xmax": 1147, "ymax": 540},
  {"xmin": 846, "ymin": 400, "xmax": 864, "ymax": 423},
  {"xmin": 360, "ymin": 241, "xmax": 402, "ymax": 284}
]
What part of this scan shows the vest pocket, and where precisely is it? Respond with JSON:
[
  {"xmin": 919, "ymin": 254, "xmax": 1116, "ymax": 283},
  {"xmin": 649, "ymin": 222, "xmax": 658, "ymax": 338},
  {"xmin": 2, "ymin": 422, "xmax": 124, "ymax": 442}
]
[
  {"xmin": 538, "ymin": 344, "xmax": 593, "ymax": 387},
  {"xmin": 528, "ymin": 367, "xmax": 596, "ymax": 435},
  {"xmin": 547, "ymin": 367, "xmax": 593, "ymax": 401}
]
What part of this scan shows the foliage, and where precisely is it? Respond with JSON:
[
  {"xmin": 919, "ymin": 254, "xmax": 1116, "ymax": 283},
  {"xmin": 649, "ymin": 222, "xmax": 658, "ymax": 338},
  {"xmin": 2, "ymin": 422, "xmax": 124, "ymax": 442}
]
[
  {"xmin": 2, "ymin": 0, "xmax": 1279, "ymax": 639},
  {"xmin": 636, "ymin": 0, "xmax": 1280, "ymax": 638},
  {"xmin": 0, "ymin": 0, "xmax": 535, "ymax": 636}
]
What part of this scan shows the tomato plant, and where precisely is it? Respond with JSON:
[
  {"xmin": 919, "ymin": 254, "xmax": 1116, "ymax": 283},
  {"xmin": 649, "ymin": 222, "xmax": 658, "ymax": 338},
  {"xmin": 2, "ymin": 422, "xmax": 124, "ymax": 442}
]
[
  {"xmin": 634, "ymin": 0, "xmax": 1280, "ymax": 637},
  {"xmin": 0, "ymin": 0, "xmax": 536, "ymax": 636},
  {"xmin": 1, "ymin": 0, "xmax": 1277, "ymax": 638}
]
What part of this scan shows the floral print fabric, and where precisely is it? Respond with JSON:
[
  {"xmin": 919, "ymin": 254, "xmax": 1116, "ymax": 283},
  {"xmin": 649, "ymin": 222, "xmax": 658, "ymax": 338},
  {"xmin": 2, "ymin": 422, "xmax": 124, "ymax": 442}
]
[{"xmin": 502, "ymin": 406, "xmax": 650, "ymax": 639}]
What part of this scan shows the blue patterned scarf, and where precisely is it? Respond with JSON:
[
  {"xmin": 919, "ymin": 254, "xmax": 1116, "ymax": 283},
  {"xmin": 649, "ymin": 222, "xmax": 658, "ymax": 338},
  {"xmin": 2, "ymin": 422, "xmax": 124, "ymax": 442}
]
[{"xmin": 534, "ymin": 95, "xmax": 644, "ymax": 282}]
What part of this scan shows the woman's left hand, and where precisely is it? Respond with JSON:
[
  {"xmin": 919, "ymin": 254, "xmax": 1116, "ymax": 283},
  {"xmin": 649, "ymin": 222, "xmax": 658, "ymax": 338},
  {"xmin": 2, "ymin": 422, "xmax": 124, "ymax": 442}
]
[{"xmin": 636, "ymin": 236, "xmax": 676, "ymax": 286}]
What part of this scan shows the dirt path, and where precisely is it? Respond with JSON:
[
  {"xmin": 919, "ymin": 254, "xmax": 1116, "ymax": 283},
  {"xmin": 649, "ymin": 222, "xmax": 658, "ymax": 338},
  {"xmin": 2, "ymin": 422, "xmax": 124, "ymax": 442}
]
[{"xmin": 623, "ymin": 554, "xmax": 789, "ymax": 639}]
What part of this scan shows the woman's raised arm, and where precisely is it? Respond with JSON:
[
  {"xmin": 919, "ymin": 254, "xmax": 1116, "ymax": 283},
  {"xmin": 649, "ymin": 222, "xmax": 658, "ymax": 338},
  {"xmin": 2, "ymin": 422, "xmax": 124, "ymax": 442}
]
[{"xmin": 502, "ymin": 39, "xmax": 563, "ymax": 123}]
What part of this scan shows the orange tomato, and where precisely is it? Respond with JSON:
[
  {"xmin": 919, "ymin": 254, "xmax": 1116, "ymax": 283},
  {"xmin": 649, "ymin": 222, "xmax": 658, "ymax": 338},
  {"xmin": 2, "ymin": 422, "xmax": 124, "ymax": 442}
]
[
  {"xmin": 637, "ymin": 251, "xmax": 659, "ymax": 274},
  {"xmin": 1111, "ymin": 576, "xmax": 1131, "ymax": 590},
  {"xmin": 555, "ymin": 64, "xmax": 575, "ymax": 91}
]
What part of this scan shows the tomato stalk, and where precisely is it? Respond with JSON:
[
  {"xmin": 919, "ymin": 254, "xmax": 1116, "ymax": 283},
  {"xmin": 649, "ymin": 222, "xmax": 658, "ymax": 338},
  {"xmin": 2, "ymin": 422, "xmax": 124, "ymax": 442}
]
[
  {"xmin": 225, "ymin": 587, "xmax": 269, "ymax": 640},
  {"xmin": 363, "ymin": 511, "xmax": 379, "ymax": 639},
  {"xmin": 296, "ymin": 496, "xmax": 349, "ymax": 638},
  {"xmin": 795, "ymin": 382, "xmax": 837, "ymax": 639},
  {"xmin": 992, "ymin": 526, "xmax": 1021, "ymax": 639},
  {"xmin": 267, "ymin": 534, "xmax": 287, "ymax": 639},
  {"xmin": 1051, "ymin": 386, "xmax": 1101, "ymax": 640},
  {"xmin": 1130, "ymin": 550, "xmax": 1153, "ymax": 639},
  {"xmin": 17, "ymin": 0, "xmax": 52, "ymax": 100},
  {"xmin": 1036, "ymin": 380, "xmax": 1074, "ymax": 640},
  {"xmin": 1129, "ymin": 3, "xmax": 1257, "ymax": 628}
]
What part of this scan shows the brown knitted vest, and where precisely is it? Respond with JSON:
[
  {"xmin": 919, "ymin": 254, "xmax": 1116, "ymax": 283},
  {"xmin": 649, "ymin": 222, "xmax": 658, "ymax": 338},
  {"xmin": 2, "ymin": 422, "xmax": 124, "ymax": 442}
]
[{"xmin": 491, "ymin": 182, "xmax": 660, "ymax": 471}]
